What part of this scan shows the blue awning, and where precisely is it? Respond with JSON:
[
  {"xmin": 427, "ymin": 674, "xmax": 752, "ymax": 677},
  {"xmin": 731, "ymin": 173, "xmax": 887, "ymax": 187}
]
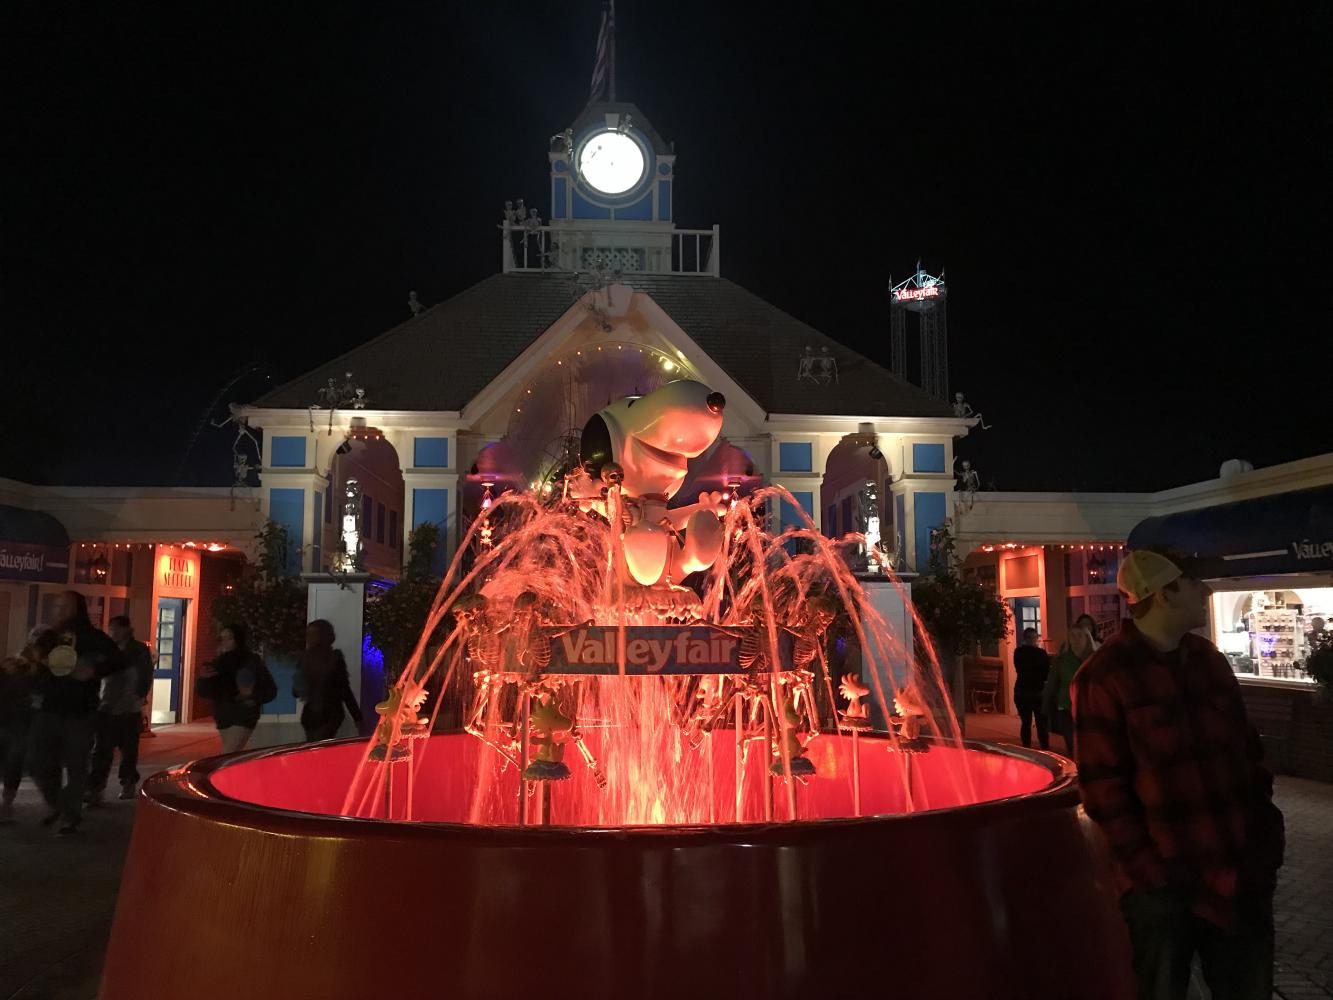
[
  {"xmin": 0, "ymin": 504, "xmax": 71, "ymax": 582},
  {"xmin": 1128, "ymin": 484, "xmax": 1333, "ymax": 578}
]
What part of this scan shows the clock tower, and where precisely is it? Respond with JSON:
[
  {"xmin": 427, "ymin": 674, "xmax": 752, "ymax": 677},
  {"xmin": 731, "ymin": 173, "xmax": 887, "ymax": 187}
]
[{"xmin": 542, "ymin": 101, "xmax": 681, "ymax": 274}]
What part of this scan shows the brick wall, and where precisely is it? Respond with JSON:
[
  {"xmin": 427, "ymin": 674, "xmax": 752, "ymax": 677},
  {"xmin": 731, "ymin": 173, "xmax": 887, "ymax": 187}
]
[{"xmin": 1240, "ymin": 685, "xmax": 1333, "ymax": 783}]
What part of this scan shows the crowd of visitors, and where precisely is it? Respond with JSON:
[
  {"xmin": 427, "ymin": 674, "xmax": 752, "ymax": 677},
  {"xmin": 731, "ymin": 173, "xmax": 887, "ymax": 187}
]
[
  {"xmin": 0, "ymin": 591, "xmax": 349, "ymax": 831},
  {"xmin": 1008, "ymin": 611, "xmax": 1100, "ymax": 754}
]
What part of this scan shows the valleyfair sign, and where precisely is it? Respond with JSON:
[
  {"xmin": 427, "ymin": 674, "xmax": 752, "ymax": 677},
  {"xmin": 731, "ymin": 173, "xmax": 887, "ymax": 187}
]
[
  {"xmin": 549, "ymin": 626, "xmax": 746, "ymax": 675},
  {"xmin": 892, "ymin": 284, "xmax": 941, "ymax": 303},
  {"xmin": 0, "ymin": 542, "xmax": 70, "ymax": 583}
]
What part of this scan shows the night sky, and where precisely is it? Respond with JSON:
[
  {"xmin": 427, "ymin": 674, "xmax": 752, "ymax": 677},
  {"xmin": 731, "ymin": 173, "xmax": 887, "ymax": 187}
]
[{"xmin": 6, "ymin": 3, "xmax": 1331, "ymax": 492}]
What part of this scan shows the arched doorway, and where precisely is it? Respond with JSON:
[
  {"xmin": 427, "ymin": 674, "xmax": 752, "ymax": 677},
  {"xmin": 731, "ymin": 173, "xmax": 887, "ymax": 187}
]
[
  {"xmin": 325, "ymin": 432, "xmax": 405, "ymax": 579},
  {"xmin": 820, "ymin": 431, "xmax": 894, "ymax": 572}
]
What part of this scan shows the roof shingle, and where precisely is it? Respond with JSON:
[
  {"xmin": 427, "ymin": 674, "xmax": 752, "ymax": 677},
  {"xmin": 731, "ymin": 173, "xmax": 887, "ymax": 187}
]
[{"xmin": 251, "ymin": 273, "xmax": 952, "ymax": 419}]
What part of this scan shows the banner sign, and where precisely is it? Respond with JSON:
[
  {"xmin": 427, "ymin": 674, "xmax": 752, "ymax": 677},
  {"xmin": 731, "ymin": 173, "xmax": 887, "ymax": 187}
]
[
  {"xmin": 0, "ymin": 542, "xmax": 70, "ymax": 583},
  {"xmin": 547, "ymin": 625, "xmax": 790, "ymax": 676},
  {"xmin": 892, "ymin": 284, "xmax": 941, "ymax": 303}
]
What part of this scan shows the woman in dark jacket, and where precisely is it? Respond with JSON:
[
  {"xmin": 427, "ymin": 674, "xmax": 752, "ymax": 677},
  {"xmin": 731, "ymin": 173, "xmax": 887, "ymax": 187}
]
[
  {"xmin": 294, "ymin": 620, "xmax": 363, "ymax": 742},
  {"xmin": 196, "ymin": 622, "xmax": 274, "ymax": 753}
]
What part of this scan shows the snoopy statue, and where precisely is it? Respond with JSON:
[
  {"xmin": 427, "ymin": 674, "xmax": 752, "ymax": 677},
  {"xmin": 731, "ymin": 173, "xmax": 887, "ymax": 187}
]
[{"xmin": 566, "ymin": 380, "xmax": 730, "ymax": 614}]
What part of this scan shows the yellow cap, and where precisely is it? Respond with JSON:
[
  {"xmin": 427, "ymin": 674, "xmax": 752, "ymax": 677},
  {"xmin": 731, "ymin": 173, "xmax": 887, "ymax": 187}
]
[{"xmin": 1117, "ymin": 549, "xmax": 1183, "ymax": 604}]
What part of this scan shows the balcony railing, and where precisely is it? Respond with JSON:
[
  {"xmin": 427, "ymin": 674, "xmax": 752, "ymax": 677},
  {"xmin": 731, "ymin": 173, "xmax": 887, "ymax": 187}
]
[{"xmin": 500, "ymin": 223, "xmax": 720, "ymax": 277}]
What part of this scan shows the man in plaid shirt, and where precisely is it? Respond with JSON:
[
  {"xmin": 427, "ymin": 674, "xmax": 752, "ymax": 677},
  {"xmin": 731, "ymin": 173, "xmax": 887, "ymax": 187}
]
[{"xmin": 1073, "ymin": 547, "xmax": 1284, "ymax": 1000}]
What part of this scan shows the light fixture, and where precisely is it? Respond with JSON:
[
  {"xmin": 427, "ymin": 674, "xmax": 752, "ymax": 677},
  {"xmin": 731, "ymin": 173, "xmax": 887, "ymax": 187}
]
[{"xmin": 90, "ymin": 551, "xmax": 110, "ymax": 583}]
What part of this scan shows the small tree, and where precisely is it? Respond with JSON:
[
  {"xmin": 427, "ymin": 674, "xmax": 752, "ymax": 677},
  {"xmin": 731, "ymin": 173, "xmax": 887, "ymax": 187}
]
[
  {"xmin": 910, "ymin": 522, "xmax": 1011, "ymax": 717},
  {"xmin": 1307, "ymin": 632, "xmax": 1333, "ymax": 701},
  {"xmin": 212, "ymin": 521, "xmax": 308, "ymax": 659},
  {"xmin": 364, "ymin": 523, "xmax": 445, "ymax": 682}
]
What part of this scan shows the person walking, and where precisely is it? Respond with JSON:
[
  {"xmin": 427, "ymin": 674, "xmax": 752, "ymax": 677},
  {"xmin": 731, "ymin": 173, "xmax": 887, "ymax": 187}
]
[
  {"xmin": 1044, "ymin": 621, "xmax": 1096, "ymax": 756},
  {"xmin": 0, "ymin": 630, "xmax": 45, "ymax": 822},
  {"xmin": 87, "ymin": 615, "xmax": 154, "ymax": 804},
  {"xmin": 196, "ymin": 623, "xmax": 276, "ymax": 753},
  {"xmin": 294, "ymin": 619, "xmax": 363, "ymax": 742},
  {"xmin": 28, "ymin": 591, "xmax": 125, "ymax": 834},
  {"xmin": 1073, "ymin": 547, "xmax": 1284, "ymax": 1000},
  {"xmin": 1012, "ymin": 627, "xmax": 1051, "ymax": 750}
]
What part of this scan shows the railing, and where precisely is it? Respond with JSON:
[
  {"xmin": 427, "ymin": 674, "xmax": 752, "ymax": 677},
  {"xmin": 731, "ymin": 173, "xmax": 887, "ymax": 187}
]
[{"xmin": 500, "ymin": 223, "xmax": 720, "ymax": 277}]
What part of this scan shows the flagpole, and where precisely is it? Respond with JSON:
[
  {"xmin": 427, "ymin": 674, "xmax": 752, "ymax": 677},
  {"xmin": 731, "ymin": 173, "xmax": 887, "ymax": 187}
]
[{"xmin": 608, "ymin": 0, "xmax": 616, "ymax": 102}]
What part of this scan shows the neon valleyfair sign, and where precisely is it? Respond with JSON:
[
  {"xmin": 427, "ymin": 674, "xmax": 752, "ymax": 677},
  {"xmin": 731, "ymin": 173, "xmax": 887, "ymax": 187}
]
[
  {"xmin": 892, "ymin": 285, "xmax": 941, "ymax": 303},
  {"xmin": 549, "ymin": 626, "xmax": 765, "ymax": 675}
]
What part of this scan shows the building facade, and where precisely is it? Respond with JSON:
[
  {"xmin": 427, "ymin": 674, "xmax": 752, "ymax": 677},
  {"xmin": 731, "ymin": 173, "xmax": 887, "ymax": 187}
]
[
  {"xmin": 0, "ymin": 479, "xmax": 257, "ymax": 724},
  {"xmin": 240, "ymin": 100, "xmax": 971, "ymax": 585}
]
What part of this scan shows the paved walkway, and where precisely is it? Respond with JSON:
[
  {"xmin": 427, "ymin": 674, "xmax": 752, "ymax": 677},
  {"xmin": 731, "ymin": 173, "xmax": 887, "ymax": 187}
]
[
  {"xmin": 0, "ymin": 723, "xmax": 301, "ymax": 1000},
  {"xmin": 1, "ymin": 719, "xmax": 1328, "ymax": 999}
]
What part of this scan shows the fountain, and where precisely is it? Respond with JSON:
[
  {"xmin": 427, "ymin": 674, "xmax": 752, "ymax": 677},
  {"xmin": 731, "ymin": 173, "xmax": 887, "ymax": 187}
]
[{"xmin": 101, "ymin": 380, "xmax": 1133, "ymax": 999}]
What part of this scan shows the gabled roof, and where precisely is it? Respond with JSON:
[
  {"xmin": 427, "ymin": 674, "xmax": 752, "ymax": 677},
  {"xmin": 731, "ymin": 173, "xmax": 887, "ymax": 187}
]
[{"xmin": 250, "ymin": 274, "xmax": 954, "ymax": 420}]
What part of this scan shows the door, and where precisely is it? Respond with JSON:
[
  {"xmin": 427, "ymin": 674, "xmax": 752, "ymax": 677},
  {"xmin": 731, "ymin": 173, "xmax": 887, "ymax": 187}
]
[
  {"xmin": 1008, "ymin": 597, "xmax": 1042, "ymax": 641},
  {"xmin": 153, "ymin": 598, "xmax": 187, "ymax": 723}
]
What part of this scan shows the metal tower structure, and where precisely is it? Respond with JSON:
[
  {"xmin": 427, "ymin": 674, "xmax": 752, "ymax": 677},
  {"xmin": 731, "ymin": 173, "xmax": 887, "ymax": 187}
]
[{"xmin": 889, "ymin": 262, "xmax": 948, "ymax": 402}]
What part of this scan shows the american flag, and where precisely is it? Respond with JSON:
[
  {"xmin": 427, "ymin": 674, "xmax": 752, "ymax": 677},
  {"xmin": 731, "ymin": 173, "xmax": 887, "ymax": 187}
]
[{"xmin": 589, "ymin": 1, "xmax": 613, "ymax": 101}]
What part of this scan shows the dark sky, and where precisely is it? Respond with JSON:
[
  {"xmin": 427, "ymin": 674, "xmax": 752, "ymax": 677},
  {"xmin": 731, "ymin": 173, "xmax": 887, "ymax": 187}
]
[{"xmin": 5, "ymin": 3, "xmax": 1331, "ymax": 491}]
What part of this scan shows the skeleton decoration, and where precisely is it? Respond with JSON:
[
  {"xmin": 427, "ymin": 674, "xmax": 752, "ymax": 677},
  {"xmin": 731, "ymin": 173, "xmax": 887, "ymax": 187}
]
[
  {"xmin": 857, "ymin": 480, "xmax": 884, "ymax": 574},
  {"xmin": 572, "ymin": 254, "xmax": 624, "ymax": 332},
  {"xmin": 797, "ymin": 345, "xmax": 839, "ymax": 385},
  {"xmin": 616, "ymin": 114, "xmax": 633, "ymax": 136},
  {"xmin": 309, "ymin": 372, "xmax": 367, "ymax": 435},
  {"xmin": 211, "ymin": 402, "xmax": 261, "ymax": 504},
  {"xmin": 232, "ymin": 453, "xmax": 252, "ymax": 489},
  {"xmin": 956, "ymin": 460, "xmax": 980, "ymax": 512},
  {"xmin": 549, "ymin": 128, "xmax": 574, "ymax": 157},
  {"xmin": 336, "ymin": 478, "xmax": 364, "ymax": 573},
  {"xmin": 817, "ymin": 347, "xmax": 838, "ymax": 383},
  {"xmin": 408, "ymin": 290, "xmax": 425, "ymax": 317},
  {"xmin": 797, "ymin": 346, "xmax": 816, "ymax": 382},
  {"xmin": 952, "ymin": 392, "xmax": 992, "ymax": 430},
  {"xmin": 502, "ymin": 200, "xmax": 518, "ymax": 225}
]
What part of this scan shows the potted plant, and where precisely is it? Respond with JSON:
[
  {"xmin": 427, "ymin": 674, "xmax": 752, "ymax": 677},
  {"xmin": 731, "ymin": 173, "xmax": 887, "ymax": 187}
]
[
  {"xmin": 210, "ymin": 521, "xmax": 308, "ymax": 719},
  {"xmin": 909, "ymin": 522, "xmax": 1011, "ymax": 726},
  {"xmin": 364, "ymin": 523, "xmax": 446, "ymax": 684}
]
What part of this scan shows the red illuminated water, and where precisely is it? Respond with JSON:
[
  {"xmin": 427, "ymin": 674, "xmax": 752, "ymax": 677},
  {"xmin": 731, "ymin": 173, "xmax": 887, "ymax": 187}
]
[{"xmin": 246, "ymin": 485, "xmax": 1005, "ymax": 827}]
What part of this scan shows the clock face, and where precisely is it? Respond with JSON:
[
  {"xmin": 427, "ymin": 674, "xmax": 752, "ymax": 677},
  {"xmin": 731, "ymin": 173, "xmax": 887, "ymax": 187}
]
[{"xmin": 576, "ymin": 130, "xmax": 646, "ymax": 195}]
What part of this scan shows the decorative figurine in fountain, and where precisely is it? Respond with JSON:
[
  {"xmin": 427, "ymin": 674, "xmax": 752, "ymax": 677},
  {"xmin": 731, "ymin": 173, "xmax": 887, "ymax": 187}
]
[
  {"xmin": 838, "ymin": 673, "xmax": 872, "ymax": 730},
  {"xmin": 566, "ymin": 379, "xmax": 730, "ymax": 621},
  {"xmin": 354, "ymin": 376, "xmax": 944, "ymax": 826}
]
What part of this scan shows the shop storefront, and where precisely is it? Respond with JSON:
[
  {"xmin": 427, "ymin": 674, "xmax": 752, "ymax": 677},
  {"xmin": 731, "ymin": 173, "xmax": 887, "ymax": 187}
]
[{"xmin": 1129, "ymin": 483, "xmax": 1333, "ymax": 780}]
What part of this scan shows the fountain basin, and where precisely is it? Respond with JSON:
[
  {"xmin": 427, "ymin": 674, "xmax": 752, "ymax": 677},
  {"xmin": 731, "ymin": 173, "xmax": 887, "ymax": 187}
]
[{"xmin": 101, "ymin": 735, "xmax": 1134, "ymax": 1000}]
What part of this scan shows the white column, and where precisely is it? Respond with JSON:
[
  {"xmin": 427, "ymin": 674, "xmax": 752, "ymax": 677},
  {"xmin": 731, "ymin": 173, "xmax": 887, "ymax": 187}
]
[{"xmin": 304, "ymin": 573, "xmax": 373, "ymax": 734}]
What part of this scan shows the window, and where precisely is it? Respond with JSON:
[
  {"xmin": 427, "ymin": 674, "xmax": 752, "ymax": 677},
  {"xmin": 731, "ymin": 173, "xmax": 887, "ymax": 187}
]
[
  {"xmin": 778, "ymin": 442, "xmax": 813, "ymax": 473},
  {"xmin": 1065, "ymin": 549, "xmax": 1122, "ymax": 588},
  {"xmin": 1212, "ymin": 588, "xmax": 1328, "ymax": 684},
  {"xmin": 376, "ymin": 502, "xmax": 386, "ymax": 544},
  {"xmin": 912, "ymin": 442, "xmax": 946, "ymax": 473},
  {"xmin": 1009, "ymin": 597, "xmax": 1042, "ymax": 641},
  {"xmin": 389, "ymin": 510, "xmax": 400, "ymax": 549},
  {"xmin": 362, "ymin": 493, "xmax": 374, "ymax": 531}
]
